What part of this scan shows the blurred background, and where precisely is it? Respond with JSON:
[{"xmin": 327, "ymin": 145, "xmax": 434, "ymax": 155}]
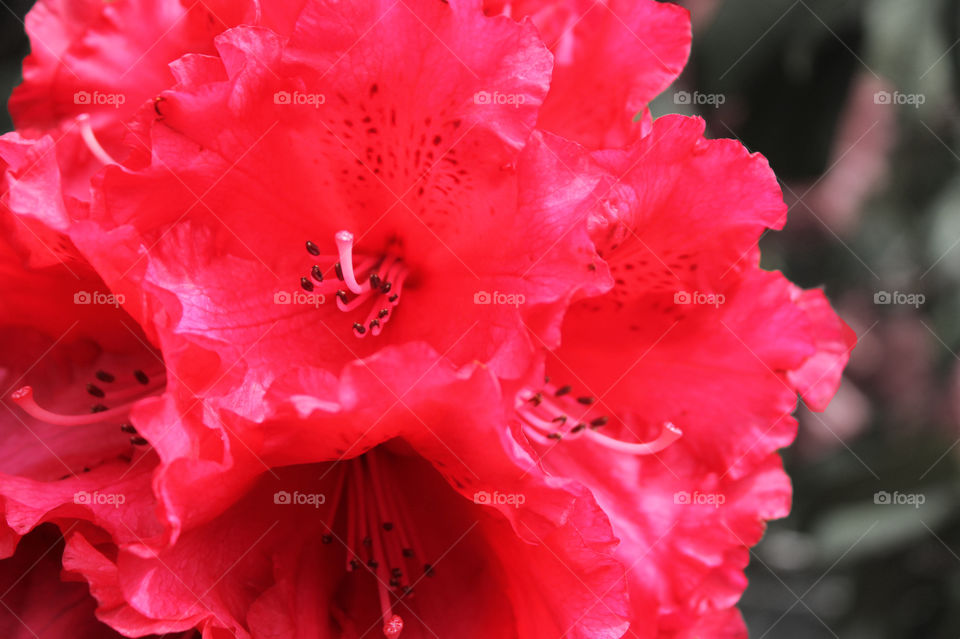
[{"xmin": 2, "ymin": 0, "xmax": 959, "ymax": 637}]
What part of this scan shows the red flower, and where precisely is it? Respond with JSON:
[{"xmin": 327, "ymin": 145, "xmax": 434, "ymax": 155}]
[
  {"xmin": 66, "ymin": 0, "xmax": 604, "ymax": 406},
  {"xmin": 0, "ymin": 1, "xmax": 856, "ymax": 638},
  {"xmin": 62, "ymin": 348, "xmax": 632, "ymax": 639},
  {"xmin": 509, "ymin": 116, "xmax": 855, "ymax": 637},
  {"xmin": 486, "ymin": 0, "xmax": 692, "ymax": 147}
]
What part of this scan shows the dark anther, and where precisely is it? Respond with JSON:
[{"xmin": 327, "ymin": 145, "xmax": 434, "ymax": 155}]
[
  {"xmin": 350, "ymin": 558, "xmax": 362, "ymax": 570},
  {"xmin": 402, "ymin": 548, "xmax": 415, "ymax": 558},
  {"xmin": 321, "ymin": 534, "xmax": 333, "ymax": 544},
  {"xmin": 334, "ymin": 262, "xmax": 344, "ymax": 281},
  {"xmin": 86, "ymin": 383, "xmax": 105, "ymax": 398},
  {"xmin": 362, "ymin": 536, "xmax": 372, "ymax": 547},
  {"xmin": 382, "ymin": 521, "xmax": 393, "ymax": 531},
  {"xmin": 544, "ymin": 375, "xmax": 550, "ymax": 384},
  {"xmin": 370, "ymin": 273, "xmax": 382, "ymax": 289},
  {"xmin": 300, "ymin": 277, "xmax": 314, "ymax": 292},
  {"xmin": 577, "ymin": 396, "xmax": 595, "ymax": 405},
  {"xmin": 311, "ymin": 265, "xmax": 324, "ymax": 282},
  {"xmin": 120, "ymin": 423, "xmax": 138, "ymax": 434},
  {"xmin": 336, "ymin": 290, "xmax": 349, "ymax": 303},
  {"xmin": 369, "ymin": 319, "xmax": 380, "ymax": 329},
  {"xmin": 571, "ymin": 423, "xmax": 586, "ymax": 434},
  {"xmin": 353, "ymin": 323, "xmax": 367, "ymax": 335},
  {"xmin": 378, "ymin": 309, "xmax": 389, "ymax": 319},
  {"xmin": 306, "ymin": 240, "xmax": 321, "ymax": 256},
  {"xmin": 424, "ymin": 563, "xmax": 435, "ymax": 577},
  {"xmin": 367, "ymin": 559, "xmax": 379, "ymax": 569},
  {"xmin": 381, "ymin": 282, "xmax": 392, "ymax": 294},
  {"xmin": 551, "ymin": 415, "xmax": 568, "ymax": 424},
  {"xmin": 402, "ymin": 586, "xmax": 414, "ymax": 597},
  {"xmin": 547, "ymin": 432, "xmax": 562, "ymax": 440},
  {"xmin": 95, "ymin": 370, "xmax": 115, "ymax": 383},
  {"xmin": 391, "ymin": 567, "xmax": 402, "ymax": 579},
  {"xmin": 91, "ymin": 404, "xmax": 108, "ymax": 413},
  {"xmin": 528, "ymin": 392, "xmax": 543, "ymax": 406},
  {"xmin": 389, "ymin": 578, "xmax": 400, "ymax": 587},
  {"xmin": 554, "ymin": 385, "xmax": 572, "ymax": 397},
  {"xmin": 130, "ymin": 435, "xmax": 149, "ymax": 446},
  {"xmin": 590, "ymin": 416, "xmax": 609, "ymax": 428},
  {"xmin": 134, "ymin": 370, "xmax": 150, "ymax": 385},
  {"xmin": 388, "ymin": 293, "xmax": 398, "ymax": 302}
]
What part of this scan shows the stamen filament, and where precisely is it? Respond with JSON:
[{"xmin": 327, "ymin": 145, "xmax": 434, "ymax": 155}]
[
  {"xmin": 77, "ymin": 114, "xmax": 118, "ymax": 165},
  {"xmin": 335, "ymin": 231, "xmax": 367, "ymax": 294},
  {"xmin": 585, "ymin": 421, "xmax": 682, "ymax": 454},
  {"xmin": 11, "ymin": 386, "xmax": 148, "ymax": 427}
]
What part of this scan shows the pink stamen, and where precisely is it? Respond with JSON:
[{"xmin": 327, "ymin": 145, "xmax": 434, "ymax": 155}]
[
  {"xmin": 363, "ymin": 466, "xmax": 402, "ymax": 638},
  {"xmin": 77, "ymin": 114, "xmax": 118, "ymax": 165},
  {"xmin": 12, "ymin": 386, "xmax": 143, "ymax": 427},
  {"xmin": 335, "ymin": 231, "xmax": 367, "ymax": 294},
  {"xmin": 517, "ymin": 383, "xmax": 682, "ymax": 456},
  {"xmin": 585, "ymin": 421, "xmax": 682, "ymax": 454}
]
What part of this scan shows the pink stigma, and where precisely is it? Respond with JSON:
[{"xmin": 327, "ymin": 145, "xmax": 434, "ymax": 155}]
[{"xmin": 383, "ymin": 614, "xmax": 404, "ymax": 638}]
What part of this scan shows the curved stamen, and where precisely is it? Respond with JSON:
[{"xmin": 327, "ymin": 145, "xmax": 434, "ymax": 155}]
[
  {"xmin": 77, "ymin": 114, "xmax": 118, "ymax": 165},
  {"xmin": 11, "ymin": 386, "xmax": 147, "ymax": 427},
  {"xmin": 584, "ymin": 421, "xmax": 682, "ymax": 455},
  {"xmin": 517, "ymin": 381, "xmax": 682, "ymax": 456},
  {"xmin": 335, "ymin": 230, "xmax": 367, "ymax": 294}
]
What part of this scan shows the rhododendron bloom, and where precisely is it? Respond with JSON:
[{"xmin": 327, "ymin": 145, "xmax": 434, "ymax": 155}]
[
  {"xmin": 0, "ymin": 0, "xmax": 856, "ymax": 638},
  {"xmin": 60, "ymin": 348, "xmax": 632, "ymax": 638},
  {"xmin": 509, "ymin": 116, "xmax": 855, "ymax": 636}
]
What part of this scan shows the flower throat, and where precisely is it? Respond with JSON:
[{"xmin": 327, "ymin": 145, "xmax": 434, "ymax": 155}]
[{"xmin": 297, "ymin": 230, "xmax": 410, "ymax": 338}]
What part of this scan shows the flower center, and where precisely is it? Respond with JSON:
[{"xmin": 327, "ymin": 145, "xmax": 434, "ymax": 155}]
[
  {"xmin": 10, "ymin": 367, "xmax": 165, "ymax": 448},
  {"xmin": 320, "ymin": 449, "xmax": 434, "ymax": 638},
  {"xmin": 298, "ymin": 231, "xmax": 410, "ymax": 338},
  {"xmin": 516, "ymin": 377, "xmax": 682, "ymax": 455}
]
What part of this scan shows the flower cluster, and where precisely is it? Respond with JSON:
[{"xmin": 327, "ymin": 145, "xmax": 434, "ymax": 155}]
[{"xmin": 0, "ymin": 1, "xmax": 854, "ymax": 638}]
